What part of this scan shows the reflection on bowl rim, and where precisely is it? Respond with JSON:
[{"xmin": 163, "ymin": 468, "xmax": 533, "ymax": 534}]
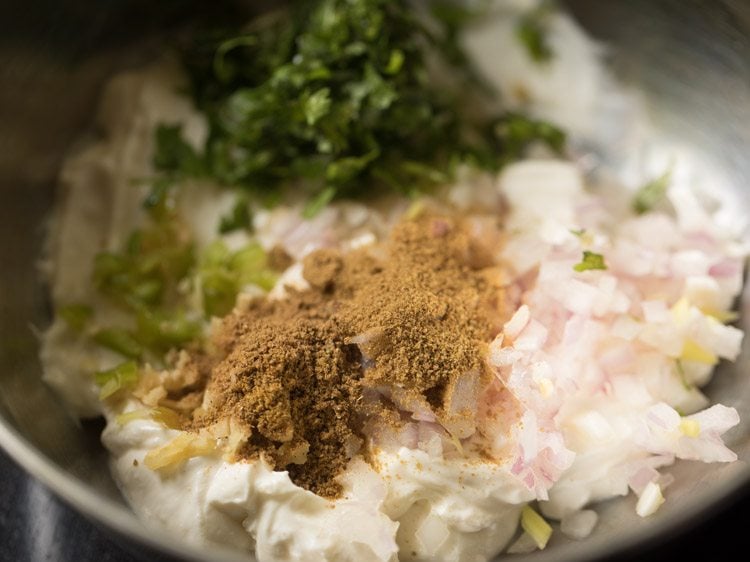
[{"xmin": 1, "ymin": 406, "xmax": 748, "ymax": 561}]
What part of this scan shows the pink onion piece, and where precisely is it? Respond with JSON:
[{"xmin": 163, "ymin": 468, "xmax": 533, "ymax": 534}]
[
  {"xmin": 628, "ymin": 466, "xmax": 660, "ymax": 496},
  {"xmin": 387, "ymin": 386, "xmax": 437, "ymax": 424},
  {"xmin": 440, "ymin": 369, "xmax": 480, "ymax": 439},
  {"xmin": 504, "ymin": 305, "xmax": 530, "ymax": 339},
  {"xmin": 417, "ymin": 422, "xmax": 445, "ymax": 458},
  {"xmin": 370, "ymin": 421, "xmax": 419, "ymax": 452},
  {"xmin": 709, "ymin": 258, "xmax": 742, "ymax": 279}
]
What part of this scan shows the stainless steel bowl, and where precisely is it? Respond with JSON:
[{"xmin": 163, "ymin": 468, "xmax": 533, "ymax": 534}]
[{"xmin": 1, "ymin": 1, "xmax": 749, "ymax": 560}]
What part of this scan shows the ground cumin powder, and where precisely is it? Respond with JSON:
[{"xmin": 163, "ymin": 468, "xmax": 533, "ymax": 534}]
[{"xmin": 189, "ymin": 213, "xmax": 507, "ymax": 498}]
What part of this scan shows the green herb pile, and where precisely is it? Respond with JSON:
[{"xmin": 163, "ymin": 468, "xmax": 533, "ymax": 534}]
[
  {"xmin": 61, "ymin": 213, "xmax": 282, "ymax": 397},
  {"xmin": 63, "ymin": 0, "xmax": 567, "ymax": 393},
  {"xmin": 152, "ymin": 0, "xmax": 565, "ymax": 215}
]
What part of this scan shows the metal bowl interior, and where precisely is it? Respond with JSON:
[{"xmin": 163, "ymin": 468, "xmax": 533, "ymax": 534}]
[{"xmin": 1, "ymin": 1, "xmax": 749, "ymax": 560}]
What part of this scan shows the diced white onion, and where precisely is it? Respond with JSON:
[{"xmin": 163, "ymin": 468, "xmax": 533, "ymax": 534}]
[
  {"xmin": 560, "ymin": 509, "xmax": 598, "ymax": 540},
  {"xmin": 636, "ymin": 481, "xmax": 665, "ymax": 517}
]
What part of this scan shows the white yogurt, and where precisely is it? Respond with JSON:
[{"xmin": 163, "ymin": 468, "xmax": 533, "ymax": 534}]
[{"xmin": 40, "ymin": 3, "xmax": 746, "ymax": 561}]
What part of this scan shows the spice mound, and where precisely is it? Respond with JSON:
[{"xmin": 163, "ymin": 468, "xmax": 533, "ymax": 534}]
[{"xmin": 186, "ymin": 213, "xmax": 508, "ymax": 497}]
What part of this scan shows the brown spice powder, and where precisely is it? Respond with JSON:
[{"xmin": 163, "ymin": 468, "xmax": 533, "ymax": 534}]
[{"xmin": 188, "ymin": 213, "xmax": 508, "ymax": 498}]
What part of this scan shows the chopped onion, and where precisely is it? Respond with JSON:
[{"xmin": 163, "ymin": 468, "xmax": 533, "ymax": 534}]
[
  {"xmin": 560, "ymin": 510, "xmax": 598, "ymax": 540},
  {"xmin": 504, "ymin": 305, "xmax": 530, "ymax": 339},
  {"xmin": 387, "ymin": 386, "xmax": 436, "ymax": 424},
  {"xmin": 417, "ymin": 424, "xmax": 444, "ymax": 458},
  {"xmin": 514, "ymin": 319, "xmax": 549, "ymax": 351},
  {"xmin": 636, "ymin": 481, "xmax": 665, "ymax": 517},
  {"xmin": 493, "ymin": 167, "xmax": 747, "ymax": 524},
  {"xmin": 610, "ymin": 315, "xmax": 642, "ymax": 341},
  {"xmin": 680, "ymin": 339, "xmax": 718, "ymax": 365},
  {"xmin": 709, "ymin": 258, "xmax": 742, "ymax": 279},
  {"xmin": 642, "ymin": 300, "xmax": 669, "ymax": 324},
  {"xmin": 507, "ymin": 532, "xmax": 539, "ymax": 554},
  {"xmin": 687, "ymin": 404, "xmax": 739, "ymax": 433},
  {"xmin": 414, "ymin": 512, "xmax": 450, "ymax": 555},
  {"xmin": 488, "ymin": 345, "xmax": 522, "ymax": 367},
  {"xmin": 628, "ymin": 466, "xmax": 659, "ymax": 496},
  {"xmin": 679, "ymin": 419, "xmax": 700, "ymax": 438},
  {"xmin": 520, "ymin": 505, "xmax": 552, "ymax": 549},
  {"xmin": 396, "ymin": 423, "xmax": 419, "ymax": 449},
  {"xmin": 276, "ymin": 440, "xmax": 310, "ymax": 465},
  {"xmin": 446, "ymin": 372, "xmax": 479, "ymax": 415}
]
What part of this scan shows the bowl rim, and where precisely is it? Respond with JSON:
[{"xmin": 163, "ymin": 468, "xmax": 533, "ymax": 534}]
[
  {"xmin": 1, "ymin": 408, "xmax": 749, "ymax": 561},
  {"xmin": 0, "ymin": 417, "xmax": 246, "ymax": 562}
]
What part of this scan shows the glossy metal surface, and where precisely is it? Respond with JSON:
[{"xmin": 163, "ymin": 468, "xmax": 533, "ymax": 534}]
[{"xmin": 0, "ymin": 1, "xmax": 748, "ymax": 560}]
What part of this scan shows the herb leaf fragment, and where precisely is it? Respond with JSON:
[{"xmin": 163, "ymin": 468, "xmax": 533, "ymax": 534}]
[
  {"xmin": 219, "ymin": 196, "xmax": 253, "ymax": 234},
  {"xmin": 516, "ymin": 2, "xmax": 556, "ymax": 63},
  {"xmin": 92, "ymin": 328, "xmax": 144, "ymax": 359},
  {"xmin": 633, "ymin": 169, "xmax": 671, "ymax": 215},
  {"xmin": 573, "ymin": 250, "xmax": 607, "ymax": 272},
  {"xmin": 57, "ymin": 303, "xmax": 93, "ymax": 332}
]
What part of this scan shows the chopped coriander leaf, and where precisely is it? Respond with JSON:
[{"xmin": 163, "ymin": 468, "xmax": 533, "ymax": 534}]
[
  {"xmin": 400, "ymin": 161, "xmax": 450, "ymax": 185},
  {"xmin": 570, "ymin": 227, "xmax": 595, "ymax": 246},
  {"xmin": 573, "ymin": 251, "xmax": 607, "ymax": 272},
  {"xmin": 633, "ymin": 169, "xmax": 671, "ymax": 214},
  {"xmin": 92, "ymin": 328, "xmax": 144, "ymax": 359},
  {"xmin": 303, "ymin": 88, "xmax": 332, "ymax": 126},
  {"xmin": 95, "ymin": 361, "xmax": 139, "ymax": 400},
  {"xmin": 384, "ymin": 49, "xmax": 404, "ymax": 75},
  {"xmin": 153, "ymin": 124, "xmax": 206, "ymax": 177},
  {"xmin": 142, "ymin": 178, "xmax": 174, "ymax": 217},
  {"xmin": 516, "ymin": 2, "xmax": 555, "ymax": 63},
  {"xmin": 146, "ymin": 125, "xmax": 209, "ymax": 218},
  {"xmin": 152, "ymin": 0, "xmax": 566, "ymax": 214},
  {"xmin": 57, "ymin": 303, "xmax": 93, "ymax": 332},
  {"xmin": 219, "ymin": 196, "xmax": 252, "ymax": 234},
  {"xmin": 494, "ymin": 114, "xmax": 566, "ymax": 161},
  {"xmin": 212, "ymin": 35, "xmax": 260, "ymax": 84},
  {"xmin": 516, "ymin": 17, "xmax": 552, "ymax": 63},
  {"xmin": 303, "ymin": 186, "xmax": 337, "ymax": 218}
]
